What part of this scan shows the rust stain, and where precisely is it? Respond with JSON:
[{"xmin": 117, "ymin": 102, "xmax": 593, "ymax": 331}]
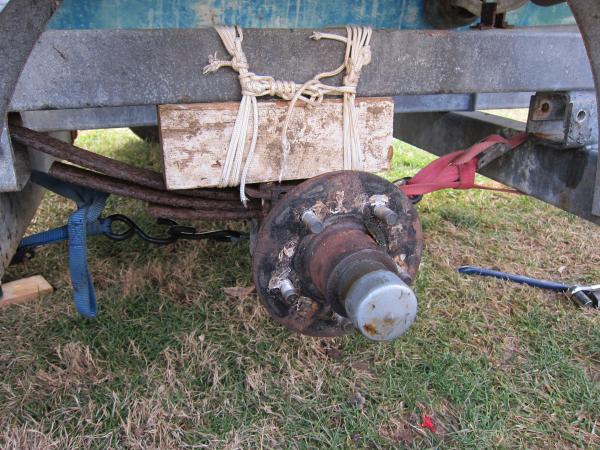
[
  {"xmin": 363, "ymin": 323, "xmax": 378, "ymax": 335},
  {"xmin": 367, "ymin": 105, "xmax": 385, "ymax": 116},
  {"xmin": 197, "ymin": 121, "xmax": 229, "ymax": 133}
]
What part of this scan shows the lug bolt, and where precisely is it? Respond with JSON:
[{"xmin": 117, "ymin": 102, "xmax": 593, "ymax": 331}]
[
  {"xmin": 373, "ymin": 204, "xmax": 399, "ymax": 226},
  {"xmin": 279, "ymin": 278, "xmax": 297, "ymax": 302},
  {"xmin": 301, "ymin": 210, "xmax": 324, "ymax": 234}
]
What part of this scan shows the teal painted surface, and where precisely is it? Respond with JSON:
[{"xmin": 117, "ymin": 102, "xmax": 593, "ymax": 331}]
[
  {"xmin": 510, "ymin": 2, "xmax": 574, "ymax": 26},
  {"xmin": 48, "ymin": 0, "xmax": 574, "ymax": 30}
]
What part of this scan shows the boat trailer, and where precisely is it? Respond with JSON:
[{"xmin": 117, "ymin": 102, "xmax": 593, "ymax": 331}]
[{"xmin": 1, "ymin": 0, "xmax": 599, "ymax": 342}]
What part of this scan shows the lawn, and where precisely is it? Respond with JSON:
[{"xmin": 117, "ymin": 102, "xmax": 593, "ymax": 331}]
[{"xmin": 2, "ymin": 117, "xmax": 600, "ymax": 448}]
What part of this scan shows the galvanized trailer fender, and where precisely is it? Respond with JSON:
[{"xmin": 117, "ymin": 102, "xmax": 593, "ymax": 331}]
[{"xmin": 0, "ymin": 0, "xmax": 62, "ymax": 282}]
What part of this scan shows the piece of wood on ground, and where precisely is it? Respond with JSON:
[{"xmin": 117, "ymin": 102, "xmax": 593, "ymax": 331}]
[
  {"xmin": 0, "ymin": 275, "xmax": 53, "ymax": 308},
  {"xmin": 159, "ymin": 97, "xmax": 394, "ymax": 190}
]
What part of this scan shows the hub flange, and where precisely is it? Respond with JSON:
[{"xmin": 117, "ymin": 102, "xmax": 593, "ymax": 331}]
[{"xmin": 252, "ymin": 171, "xmax": 423, "ymax": 339}]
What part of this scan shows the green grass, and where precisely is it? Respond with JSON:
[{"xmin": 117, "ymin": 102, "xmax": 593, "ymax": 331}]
[{"xmin": 2, "ymin": 125, "xmax": 600, "ymax": 448}]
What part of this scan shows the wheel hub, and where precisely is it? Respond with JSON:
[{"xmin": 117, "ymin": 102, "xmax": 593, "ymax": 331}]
[{"xmin": 252, "ymin": 171, "xmax": 423, "ymax": 340}]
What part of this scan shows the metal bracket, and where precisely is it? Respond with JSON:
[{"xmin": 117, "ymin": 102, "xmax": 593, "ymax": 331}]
[
  {"xmin": 471, "ymin": 2, "xmax": 515, "ymax": 29},
  {"xmin": 394, "ymin": 110, "xmax": 600, "ymax": 224},
  {"xmin": 527, "ymin": 90, "xmax": 598, "ymax": 149}
]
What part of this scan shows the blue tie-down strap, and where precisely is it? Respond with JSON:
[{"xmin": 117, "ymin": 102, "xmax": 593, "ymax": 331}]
[
  {"xmin": 17, "ymin": 171, "xmax": 110, "ymax": 318},
  {"xmin": 457, "ymin": 266, "xmax": 600, "ymax": 308},
  {"xmin": 457, "ymin": 266, "xmax": 570, "ymax": 292},
  {"xmin": 16, "ymin": 172, "xmax": 250, "ymax": 317}
]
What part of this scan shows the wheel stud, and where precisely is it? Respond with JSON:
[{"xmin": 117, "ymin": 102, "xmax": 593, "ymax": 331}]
[
  {"xmin": 301, "ymin": 210, "xmax": 324, "ymax": 234},
  {"xmin": 278, "ymin": 278, "xmax": 297, "ymax": 302},
  {"xmin": 373, "ymin": 204, "xmax": 399, "ymax": 226}
]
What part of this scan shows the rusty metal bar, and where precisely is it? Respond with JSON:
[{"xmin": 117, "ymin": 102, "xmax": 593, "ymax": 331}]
[
  {"xmin": 148, "ymin": 204, "xmax": 261, "ymax": 220},
  {"xmin": 49, "ymin": 162, "xmax": 261, "ymax": 212},
  {"xmin": 171, "ymin": 186, "xmax": 239, "ymax": 201},
  {"xmin": 12, "ymin": 125, "xmax": 164, "ymax": 188},
  {"xmin": 9, "ymin": 125, "xmax": 240, "ymax": 201}
]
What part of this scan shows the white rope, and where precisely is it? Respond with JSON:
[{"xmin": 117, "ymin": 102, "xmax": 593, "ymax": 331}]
[{"xmin": 203, "ymin": 25, "xmax": 372, "ymax": 205}]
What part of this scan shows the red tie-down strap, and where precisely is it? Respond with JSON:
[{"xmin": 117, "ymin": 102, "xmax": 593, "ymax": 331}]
[{"xmin": 398, "ymin": 132, "xmax": 528, "ymax": 198}]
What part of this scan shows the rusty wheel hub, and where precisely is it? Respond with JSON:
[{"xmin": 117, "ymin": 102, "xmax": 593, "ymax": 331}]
[{"xmin": 252, "ymin": 171, "xmax": 423, "ymax": 340}]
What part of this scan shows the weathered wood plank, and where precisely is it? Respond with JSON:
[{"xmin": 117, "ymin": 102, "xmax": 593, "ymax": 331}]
[
  {"xmin": 0, "ymin": 275, "xmax": 53, "ymax": 309},
  {"xmin": 159, "ymin": 97, "xmax": 393, "ymax": 190}
]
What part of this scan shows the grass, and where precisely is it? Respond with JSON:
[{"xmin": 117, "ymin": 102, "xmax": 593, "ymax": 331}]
[{"xmin": 2, "ymin": 117, "xmax": 600, "ymax": 448}]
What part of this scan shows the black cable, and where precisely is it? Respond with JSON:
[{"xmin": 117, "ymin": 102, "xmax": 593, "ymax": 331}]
[{"xmin": 103, "ymin": 214, "xmax": 248, "ymax": 245}]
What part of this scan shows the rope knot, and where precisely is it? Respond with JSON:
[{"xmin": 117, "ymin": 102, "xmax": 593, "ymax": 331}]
[
  {"xmin": 267, "ymin": 79, "xmax": 298, "ymax": 100},
  {"xmin": 342, "ymin": 38, "xmax": 371, "ymax": 89},
  {"xmin": 239, "ymin": 72, "xmax": 264, "ymax": 96},
  {"xmin": 231, "ymin": 54, "xmax": 249, "ymax": 72},
  {"xmin": 204, "ymin": 26, "xmax": 372, "ymax": 204},
  {"xmin": 343, "ymin": 72, "xmax": 360, "ymax": 89}
]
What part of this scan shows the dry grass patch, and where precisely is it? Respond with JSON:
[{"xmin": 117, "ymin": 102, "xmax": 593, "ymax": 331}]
[{"xmin": 0, "ymin": 129, "xmax": 599, "ymax": 448}]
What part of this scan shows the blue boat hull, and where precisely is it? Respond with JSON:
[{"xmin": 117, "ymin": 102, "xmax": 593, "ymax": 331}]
[{"xmin": 48, "ymin": 0, "xmax": 575, "ymax": 30}]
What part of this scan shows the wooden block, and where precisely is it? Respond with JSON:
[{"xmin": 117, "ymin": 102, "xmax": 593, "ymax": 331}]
[
  {"xmin": 159, "ymin": 97, "xmax": 394, "ymax": 190},
  {"xmin": 0, "ymin": 275, "xmax": 53, "ymax": 308}
]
